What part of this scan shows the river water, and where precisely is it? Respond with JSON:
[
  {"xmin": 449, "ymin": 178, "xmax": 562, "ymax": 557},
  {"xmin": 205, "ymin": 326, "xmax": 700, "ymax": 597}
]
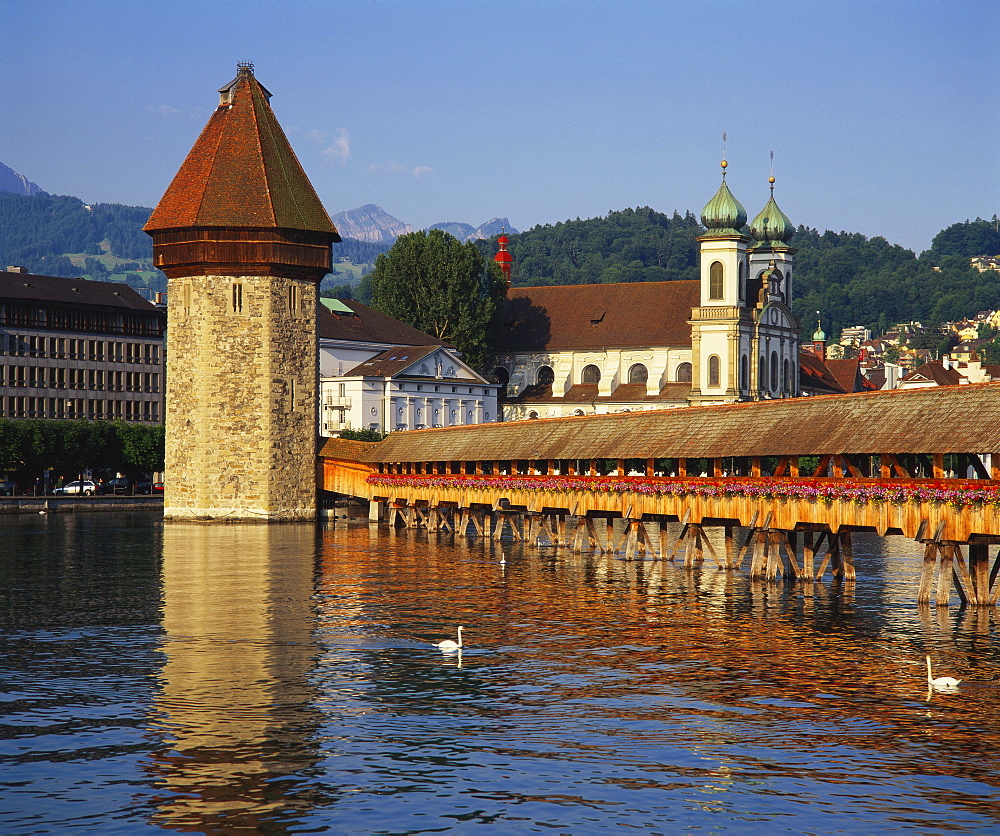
[{"xmin": 1, "ymin": 511, "xmax": 999, "ymax": 833}]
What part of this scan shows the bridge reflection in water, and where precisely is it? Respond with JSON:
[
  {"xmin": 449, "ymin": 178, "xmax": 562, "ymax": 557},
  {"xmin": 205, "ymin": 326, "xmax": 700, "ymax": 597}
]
[{"xmin": 322, "ymin": 384, "xmax": 1000, "ymax": 607}]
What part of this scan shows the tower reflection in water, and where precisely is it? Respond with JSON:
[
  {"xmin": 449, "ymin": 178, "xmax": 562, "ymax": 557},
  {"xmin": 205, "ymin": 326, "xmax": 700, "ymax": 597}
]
[{"xmin": 147, "ymin": 523, "xmax": 322, "ymax": 831}]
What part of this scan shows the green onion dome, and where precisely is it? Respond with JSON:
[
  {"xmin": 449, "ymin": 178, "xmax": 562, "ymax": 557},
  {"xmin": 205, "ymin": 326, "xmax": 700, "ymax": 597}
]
[
  {"xmin": 750, "ymin": 178, "xmax": 794, "ymax": 245},
  {"xmin": 700, "ymin": 161, "xmax": 747, "ymax": 237}
]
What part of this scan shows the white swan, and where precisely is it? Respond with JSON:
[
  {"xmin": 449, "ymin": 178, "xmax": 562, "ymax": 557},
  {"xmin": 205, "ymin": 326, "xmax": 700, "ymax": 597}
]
[
  {"xmin": 927, "ymin": 655, "xmax": 961, "ymax": 691},
  {"xmin": 434, "ymin": 626, "xmax": 464, "ymax": 653}
]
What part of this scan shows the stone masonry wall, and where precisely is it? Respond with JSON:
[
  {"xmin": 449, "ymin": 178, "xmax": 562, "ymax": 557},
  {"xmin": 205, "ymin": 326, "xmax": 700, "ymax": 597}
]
[{"xmin": 164, "ymin": 273, "xmax": 317, "ymax": 521}]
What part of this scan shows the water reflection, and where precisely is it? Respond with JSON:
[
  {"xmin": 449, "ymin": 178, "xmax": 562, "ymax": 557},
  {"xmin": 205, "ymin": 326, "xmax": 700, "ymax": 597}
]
[
  {"xmin": 3, "ymin": 515, "xmax": 1000, "ymax": 831},
  {"xmin": 147, "ymin": 523, "xmax": 323, "ymax": 831}
]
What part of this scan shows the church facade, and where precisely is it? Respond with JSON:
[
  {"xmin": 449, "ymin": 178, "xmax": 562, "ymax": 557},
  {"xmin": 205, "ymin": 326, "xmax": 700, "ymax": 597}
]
[{"xmin": 493, "ymin": 163, "xmax": 801, "ymax": 420}]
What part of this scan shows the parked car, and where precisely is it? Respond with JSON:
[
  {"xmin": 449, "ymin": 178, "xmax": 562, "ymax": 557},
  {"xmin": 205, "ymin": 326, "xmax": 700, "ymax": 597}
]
[
  {"xmin": 100, "ymin": 477, "xmax": 130, "ymax": 495},
  {"xmin": 100, "ymin": 477, "xmax": 153, "ymax": 495},
  {"xmin": 0, "ymin": 481, "xmax": 16, "ymax": 496},
  {"xmin": 152, "ymin": 482, "xmax": 164, "ymax": 494},
  {"xmin": 55, "ymin": 480, "xmax": 98, "ymax": 496}
]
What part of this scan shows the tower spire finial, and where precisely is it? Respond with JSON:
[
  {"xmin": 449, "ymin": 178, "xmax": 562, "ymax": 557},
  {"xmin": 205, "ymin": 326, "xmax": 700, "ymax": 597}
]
[
  {"xmin": 769, "ymin": 150, "xmax": 775, "ymax": 193},
  {"xmin": 721, "ymin": 131, "xmax": 728, "ymax": 178}
]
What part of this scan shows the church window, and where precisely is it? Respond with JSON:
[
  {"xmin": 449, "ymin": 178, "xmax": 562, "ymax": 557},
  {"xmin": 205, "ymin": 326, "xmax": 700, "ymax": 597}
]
[
  {"xmin": 527, "ymin": 411, "xmax": 539, "ymax": 420},
  {"xmin": 738, "ymin": 262, "xmax": 745, "ymax": 303},
  {"xmin": 759, "ymin": 355, "xmax": 767, "ymax": 392},
  {"xmin": 628, "ymin": 363, "xmax": 648, "ymax": 384},
  {"xmin": 709, "ymin": 261, "xmax": 724, "ymax": 300},
  {"xmin": 491, "ymin": 367, "xmax": 509, "ymax": 396},
  {"xmin": 770, "ymin": 351, "xmax": 779, "ymax": 391},
  {"xmin": 784, "ymin": 358, "xmax": 792, "ymax": 393},
  {"xmin": 582, "ymin": 364, "xmax": 600, "ymax": 385},
  {"xmin": 536, "ymin": 366, "xmax": 554, "ymax": 386},
  {"xmin": 675, "ymin": 362, "xmax": 692, "ymax": 383},
  {"xmin": 740, "ymin": 354, "xmax": 749, "ymax": 391},
  {"xmin": 708, "ymin": 355, "xmax": 721, "ymax": 388}
]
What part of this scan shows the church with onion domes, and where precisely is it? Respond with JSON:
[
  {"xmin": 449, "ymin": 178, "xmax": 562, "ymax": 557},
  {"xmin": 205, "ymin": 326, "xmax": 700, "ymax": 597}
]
[{"xmin": 492, "ymin": 161, "xmax": 806, "ymax": 420}]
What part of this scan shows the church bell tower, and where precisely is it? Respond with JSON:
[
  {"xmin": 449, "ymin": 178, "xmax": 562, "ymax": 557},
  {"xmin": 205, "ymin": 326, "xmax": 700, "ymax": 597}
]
[
  {"xmin": 145, "ymin": 63, "xmax": 340, "ymax": 521},
  {"xmin": 688, "ymin": 159, "xmax": 751, "ymax": 405}
]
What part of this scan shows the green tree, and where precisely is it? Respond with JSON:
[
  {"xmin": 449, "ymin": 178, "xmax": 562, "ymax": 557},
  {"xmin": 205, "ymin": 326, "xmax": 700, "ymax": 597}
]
[{"xmin": 368, "ymin": 229, "xmax": 506, "ymax": 368}]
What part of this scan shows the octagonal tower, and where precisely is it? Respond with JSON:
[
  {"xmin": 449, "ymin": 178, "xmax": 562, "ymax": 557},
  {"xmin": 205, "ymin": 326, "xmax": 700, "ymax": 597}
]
[{"xmin": 145, "ymin": 63, "xmax": 340, "ymax": 520}]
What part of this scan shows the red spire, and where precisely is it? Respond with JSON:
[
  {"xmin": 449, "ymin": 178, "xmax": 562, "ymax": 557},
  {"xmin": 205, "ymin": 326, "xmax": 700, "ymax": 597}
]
[{"xmin": 493, "ymin": 227, "xmax": 512, "ymax": 286}]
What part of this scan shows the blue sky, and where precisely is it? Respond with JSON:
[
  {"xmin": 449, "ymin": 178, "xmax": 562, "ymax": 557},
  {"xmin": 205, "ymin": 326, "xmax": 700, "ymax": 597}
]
[{"xmin": 3, "ymin": 0, "xmax": 997, "ymax": 253}]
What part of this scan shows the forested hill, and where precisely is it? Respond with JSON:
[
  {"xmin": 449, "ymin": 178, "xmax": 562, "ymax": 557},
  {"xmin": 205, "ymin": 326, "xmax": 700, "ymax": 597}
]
[
  {"xmin": 475, "ymin": 209, "xmax": 1000, "ymax": 337},
  {"xmin": 0, "ymin": 192, "xmax": 387, "ymax": 290}
]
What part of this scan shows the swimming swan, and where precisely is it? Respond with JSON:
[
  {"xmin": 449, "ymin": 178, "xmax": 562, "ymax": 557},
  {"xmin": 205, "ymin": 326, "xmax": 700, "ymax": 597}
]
[
  {"xmin": 926, "ymin": 655, "xmax": 961, "ymax": 691},
  {"xmin": 434, "ymin": 626, "xmax": 464, "ymax": 653}
]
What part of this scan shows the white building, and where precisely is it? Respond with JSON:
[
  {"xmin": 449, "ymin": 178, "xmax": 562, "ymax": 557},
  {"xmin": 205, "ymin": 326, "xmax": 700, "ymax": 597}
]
[{"xmin": 318, "ymin": 299, "xmax": 499, "ymax": 435}]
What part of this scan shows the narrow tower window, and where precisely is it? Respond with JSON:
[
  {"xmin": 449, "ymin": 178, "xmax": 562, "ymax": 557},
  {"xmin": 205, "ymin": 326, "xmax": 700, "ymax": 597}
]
[
  {"xmin": 231, "ymin": 282, "xmax": 243, "ymax": 314},
  {"xmin": 288, "ymin": 284, "xmax": 301, "ymax": 317},
  {"xmin": 709, "ymin": 261, "xmax": 724, "ymax": 300},
  {"xmin": 708, "ymin": 355, "xmax": 721, "ymax": 387}
]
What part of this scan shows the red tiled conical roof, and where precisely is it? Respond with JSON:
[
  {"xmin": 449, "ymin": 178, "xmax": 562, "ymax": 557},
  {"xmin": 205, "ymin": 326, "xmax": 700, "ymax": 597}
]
[{"xmin": 145, "ymin": 65, "xmax": 338, "ymax": 237}]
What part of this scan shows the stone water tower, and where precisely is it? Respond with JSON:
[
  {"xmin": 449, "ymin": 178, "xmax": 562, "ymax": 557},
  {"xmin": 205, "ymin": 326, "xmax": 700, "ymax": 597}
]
[{"xmin": 145, "ymin": 63, "xmax": 340, "ymax": 520}]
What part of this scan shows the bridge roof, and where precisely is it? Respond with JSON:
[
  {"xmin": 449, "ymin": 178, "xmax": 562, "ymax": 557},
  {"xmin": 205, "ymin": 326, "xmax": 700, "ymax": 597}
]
[{"xmin": 352, "ymin": 382, "xmax": 1000, "ymax": 462}]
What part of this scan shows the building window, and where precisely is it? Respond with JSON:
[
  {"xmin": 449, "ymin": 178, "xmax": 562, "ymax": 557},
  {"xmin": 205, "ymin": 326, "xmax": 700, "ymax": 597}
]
[
  {"xmin": 527, "ymin": 410, "xmax": 539, "ymax": 419},
  {"xmin": 770, "ymin": 351, "xmax": 779, "ymax": 391},
  {"xmin": 708, "ymin": 355, "xmax": 721, "ymax": 387},
  {"xmin": 582, "ymin": 364, "xmax": 600, "ymax": 385},
  {"xmin": 628, "ymin": 363, "xmax": 647, "ymax": 384},
  {"xmin": 738, "ymin": 261, "xmax": 745, "ymax": 302},
  {"xmin": 783, "ymin": 358, "xmax": 791, "ymax": 393},
  {"xmin": 675, "ymin": 362, "xmax": 692, "ymax": 383},
  {"xmin": 536, "ymin": 366, "xmax": 554, "ymax": 386},
  {"xmin": 288, "ymin": 284, "xmax": 301, "ymax": 317},
  {"xmin": 740, "ymin": 354, "xmax": 749, "ymax": 391},
  {"xmin": 228, "ymin": 283, "xmax": 243, "ymax": 314},
  {"xmin": 759, "ymin": 355, "xmax": 766, "ymax": 392},
  {"xmin": 709, "ymin": 261, "xmax": 724, "ymax": 300}
]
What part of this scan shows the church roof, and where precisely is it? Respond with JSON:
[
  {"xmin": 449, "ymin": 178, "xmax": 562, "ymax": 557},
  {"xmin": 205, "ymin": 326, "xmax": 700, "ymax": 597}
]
[
  {"xmin": 145, "ymin": 65, "xmax": 338, "ymax": 237},
  {"xmin": 495, "ymin": 281, "xmax": 700, "ymax": 352},
  {"xmin": 750, "ymin": 190, "xmax": 794, "ymax": 246},
  {"xmin": 699, "ymin": 167, "xmax": 748, "ymax": 238}
]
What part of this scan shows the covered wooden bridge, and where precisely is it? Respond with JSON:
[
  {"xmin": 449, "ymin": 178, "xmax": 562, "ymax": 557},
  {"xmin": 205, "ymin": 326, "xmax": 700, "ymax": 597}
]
[{"xmin": 320, "ymin": 383, "xmax": 1000, "ymax": 606}]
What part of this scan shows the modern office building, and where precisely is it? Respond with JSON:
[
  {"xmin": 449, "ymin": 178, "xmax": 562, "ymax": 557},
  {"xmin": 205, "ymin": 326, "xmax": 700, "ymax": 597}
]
[{"xmin": 0, "ymin": 268, "xmax": 166, "ymax": 422}]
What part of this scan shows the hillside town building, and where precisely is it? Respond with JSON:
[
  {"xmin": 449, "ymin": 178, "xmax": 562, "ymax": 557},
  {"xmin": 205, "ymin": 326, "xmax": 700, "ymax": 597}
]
[
  {"xmin": 144, "ymin": 63, "xmax": 338, "ymax": 521},
  {"xmin": 0, "ymin": 268, "xmax": 165, "ymax": 422},
  {"xmin": 492, "ymin": 163, "xmax": 802, "ymax": 419}
]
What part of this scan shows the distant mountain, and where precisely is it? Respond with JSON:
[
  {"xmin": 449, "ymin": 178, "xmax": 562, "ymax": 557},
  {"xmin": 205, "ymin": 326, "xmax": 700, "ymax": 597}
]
[
  {"xmin": 331, "ymin": 204, "xmax": 412, "ymax": 245},
  {"xmin": 333, "ymin": 204, "xmax": 518, "ymax": 247},
  {"xmin": 471, "ymin": 218, "xmax": 517, "ymax": 240},
  {"xmin": 430, "ymin": 218, "xmax": 518, "ymax": 242},
  {"xmin": 0, "ymin": 162, "xmax": 43, "ymax": 196},
  {"xmin": 430, "ymin": 221, "xmax": 477, "ymax": 240}
]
